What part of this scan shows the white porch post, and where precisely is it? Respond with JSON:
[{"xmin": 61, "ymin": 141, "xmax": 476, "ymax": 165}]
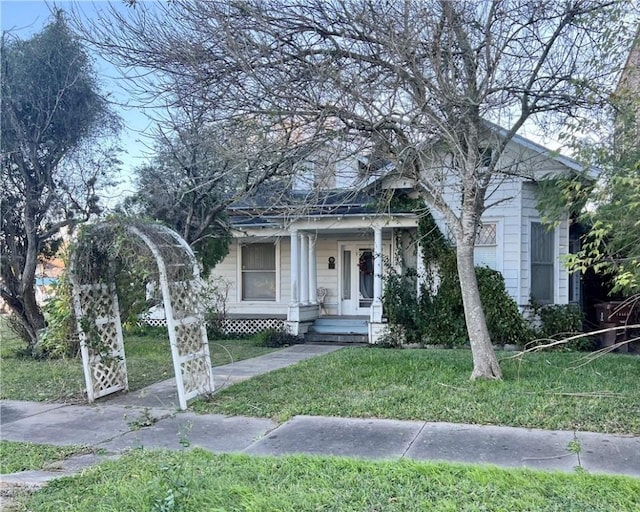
[
  {"xmin": 370, "ymin": 226, "xmax": 384, "ymax": 323},
  {"xmin": 290, "ymin": 229, "xmax": 299, "ymax": 305},
  {"xmin": 416, "ymin": 239, "xmax": 426, "ymax": 298},
  {"xmin": 373, "ymin": 226, "xmax": 383, "ymax": 303},
  {"xmin": 308, "ymin": 234, "xmax": 317, "ymax": 304},
  {"xmin": 300, "ymin": 233, "xmax": 309, "ymax": 305}
]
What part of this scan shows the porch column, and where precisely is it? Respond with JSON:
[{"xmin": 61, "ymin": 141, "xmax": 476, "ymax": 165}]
[
  {"xmin": 416, "ymin": 239, "xmax": 425, "ymax": 298},
  {"xmin": 308, "ymin": 234, "xmax": 317, "ymax": 304},
  {"xmin": 370, "ymin": 225, "xmax": 384, "ymax": 324},
  {"xmin": 290, "ymin": 229, "xmax": 299, "ymax": 305},
  {"xmin": 300, "ymin": 233, "xmax": 309, "ymax": 305},
  {"xmin": 373, "ymin": 226, "xmax": 383, "ymax": 304}
]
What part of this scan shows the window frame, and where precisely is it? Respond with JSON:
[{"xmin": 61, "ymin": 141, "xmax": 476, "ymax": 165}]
[
  {"xmin": 473, "ymin": 220, "xmax": 502, "ymax": 272},
  {"xmin": 530, "ymin": 221, "xmax": 555, "ymax": 304},
  {"xmin": 239, "ymin": 241, "xmax": 279, "ymax": 302}
]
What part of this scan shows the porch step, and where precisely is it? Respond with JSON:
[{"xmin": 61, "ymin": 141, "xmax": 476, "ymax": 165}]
[
  {"xmin": 309, "ymin": 317, "xmax": 368, "ymax": 335},
  {"xmin": 304, "ymin": 333, "xmax": 368, "ymax": 344}
]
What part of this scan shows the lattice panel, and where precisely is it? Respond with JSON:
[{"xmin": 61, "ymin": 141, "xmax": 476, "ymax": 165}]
[
  {"xmin": 142, "ymin": 318, "xmax": 167, "ymax": 327},
  {"xmin": 221, "ymin": 318, "xmax": 285, "ymax": 335},
  {"xmin": 91, "ymin": 357, "xmax": 126, "ymax": 394},
  {"xmin": 78, "ymin": 284, "xmax": 112, "ymax": 319},
  {"xmin": 181, "ymin": 356, "xmax": 213, "ymax": 395},
  {"xmin": 72, "ymin": 221, "xmax": 214, "ymax": 409},
  {"xmin": 169, "ymin": 281, "xmax": 201, "ymax": 320},
  {"xmin": 175, "ymin": 322, "xmax": 205, "ymax": 356},
  {"xmin": 91, "ymin": 321, "xmax": 121, "ymax": 356},
  {"xmin": 151, "ymin": 228, "xmax": 193, "ymax": 282}
]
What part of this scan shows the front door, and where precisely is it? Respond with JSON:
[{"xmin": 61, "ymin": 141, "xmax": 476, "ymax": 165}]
[{"xmin": 340, "ymin": 244, "xmax": 377, "ymax": 316}]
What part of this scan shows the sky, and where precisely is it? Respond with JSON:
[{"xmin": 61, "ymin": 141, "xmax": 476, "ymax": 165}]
[
  {"xmin": 1, "ymin": 0, "xmax": 593, "ymax": 196},
  {"xmin": 1, "ymin": 0, "xmax": 155, "ymax": 201}
]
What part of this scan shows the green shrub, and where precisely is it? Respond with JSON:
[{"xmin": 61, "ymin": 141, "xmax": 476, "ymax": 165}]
[
  {"xmin": 383, "ymin": 257, "xmax": 533, "ymax": 347},
  {"xmin": 375, "ymin": 324, "xmax": 407, "ymax": 348},
  {"xmin": 529, "ymin": 303, "xmax": 594, "ymax": 351},
  {"xmin": 39, "ymin": 269, "xmax": 79, "ymax": 359},
  {"xmin": 534, "ymin": 303, "xmax": 583, "ymax": 337},
  {"xmin": 476, "ymin": 267, "xmax": 535, "ymax": 345},
  {"xmin": 423, "ymin": 263, "xmax": 532, "ymax": 347},
  {"xmin": 382, "ymin": 266, "xmax": 422, "ymax": 344},
  {"xmin": 252, "ymin": 328, "xmax": 303, "ymax": 348},
  {"xmin": 383, "ymin": 211, "xmax": 533, "ymax": 348}
]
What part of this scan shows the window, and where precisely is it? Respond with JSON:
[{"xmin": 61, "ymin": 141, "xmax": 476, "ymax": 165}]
[
  {"xmin": 292, "ymin": 162, "xmax": 314, "ymax": 190},
  {"xmin": 474, "ymin": 222, "xmax": 497, "ymax": 269},
  {"xmin": 531, "ymin": 222, "xmax": 554, "ymax": 304},
  {"xmin": 478, "ymin": 146, "xmax": 493, "ymax": 167},
  {"xmin": 568, "ymin": 236, "xmax": 581, "ymax": 304},
  {"xmin": 242, "ymin": 243, "xmax": 276, "ymax": 301}
]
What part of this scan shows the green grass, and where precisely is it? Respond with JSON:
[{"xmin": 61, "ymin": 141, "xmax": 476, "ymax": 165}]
[
  {"xmin": 0, "ymin": 325, "xmax": 275, "ymax": 402},
  {"xmin": 17, "ymin": 449, "xmax": 640, "ymax": 512},
  {"xmin": 192, "ymin": 347, "xmax": 640, "ymax": 434},
  {"xmin": 0, "ymin": 441, "xmax": 94, "ymax": 474}
]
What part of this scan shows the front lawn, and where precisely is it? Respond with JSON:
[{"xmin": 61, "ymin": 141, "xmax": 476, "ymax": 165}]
[
  {"xmin": 0, "ymin": 323, "xmax": 276, "ymax": 402},
  {"xmin": 0, "ymin": 441, "xmax": 94, "ymax": 474},
  {"xmin": 17, "ymin": 449, "xmax": 640, "ymax": 512},
  {"xmin": 192, "ymin": 347, "xmax": 640, "ymax": 434}
]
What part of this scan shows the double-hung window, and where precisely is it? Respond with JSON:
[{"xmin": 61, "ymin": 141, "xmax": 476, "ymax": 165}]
[
  {"xmin": 241, "ymin": 243, "xmax": 276, "ymax": 301},
  {"xmin": 530, "ymin": 222, "xmax": 554, "ymax": 304},
  {"xmin": 474, "ymin": 222, "xmax": 498, "ymax": 269}
]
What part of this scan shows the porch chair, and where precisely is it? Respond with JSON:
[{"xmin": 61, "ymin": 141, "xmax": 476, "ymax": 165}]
[{"xmin": 317, "ymin": 287, "xmax": 328, "ymax": 316}]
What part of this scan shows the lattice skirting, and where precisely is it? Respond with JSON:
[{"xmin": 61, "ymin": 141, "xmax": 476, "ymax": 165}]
[
  {"xmin": 140, "ymin": 316, "xmax": 284, "ymax": 335},
  {"xmin": 141, "ymin": 317, "xmax": 167, "ymax": 327},
  {"xmin": 221, "ymin": 318, "xmax": 285, "ymax": 335}
]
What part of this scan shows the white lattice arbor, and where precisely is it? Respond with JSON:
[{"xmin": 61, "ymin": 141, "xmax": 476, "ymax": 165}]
[{"xmin": 69, "ymin": 221, "xmax": 215, "ymax": 410}]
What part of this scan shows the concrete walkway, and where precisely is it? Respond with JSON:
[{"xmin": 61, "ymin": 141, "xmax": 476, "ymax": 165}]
[
  {"xmin": 100, "ymin": 343, "xmax": 344, "ymax": 410},
  {"xmin": 2, "ymin": 343, "xmax": 639, "ymax": 493}
]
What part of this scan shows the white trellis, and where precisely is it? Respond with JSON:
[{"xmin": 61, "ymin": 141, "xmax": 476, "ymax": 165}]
[{"xmin": 69, "ymin": 221, "xmax": 215, "ymax": 410}]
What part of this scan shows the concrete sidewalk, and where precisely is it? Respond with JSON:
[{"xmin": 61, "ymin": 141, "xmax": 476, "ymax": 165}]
[
  {"xmin": 2, "ymin": 344, "xmax": 639, "ymax": 491},
  {"xmin": 99, "ymin": 343, "xmax": 344, "ymax": 410}
]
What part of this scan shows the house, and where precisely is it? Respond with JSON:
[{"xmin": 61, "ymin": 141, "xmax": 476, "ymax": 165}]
[{"xmin": 209, "ymin": 131, "xmax": 586, "ymax": 343}]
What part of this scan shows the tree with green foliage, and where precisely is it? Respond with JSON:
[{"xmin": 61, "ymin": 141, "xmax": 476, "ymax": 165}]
[
  {"xmin": 562, "ymin": 150, "xmax": 640, "ymax": 296},
  {"xmin": 540, "ymin": 32, "xmax": 640, "ymax": 297},
  {"xmin": 0, "ymin": 11, "xmax": 120, "ymax": 353}
]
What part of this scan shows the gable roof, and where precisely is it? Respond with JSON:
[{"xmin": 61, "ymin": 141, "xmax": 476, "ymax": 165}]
[{"xmin": 229, "ymin": 123, "xmax": 590, "ymax": 225}]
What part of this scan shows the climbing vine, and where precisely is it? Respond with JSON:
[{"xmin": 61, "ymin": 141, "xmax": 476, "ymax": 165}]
[{"xmin": 382, "ymin": 210, "xmax": 533, "ymax": 347}]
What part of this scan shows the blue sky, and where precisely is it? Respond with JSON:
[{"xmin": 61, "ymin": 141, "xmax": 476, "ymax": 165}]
[{"xmin": 1, "ymin": 1, "xmax": 155, "ymax": 200}]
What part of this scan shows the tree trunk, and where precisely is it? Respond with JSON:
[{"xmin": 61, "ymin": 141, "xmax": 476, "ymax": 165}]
[
  {"xmin": 22, "ymin": 287, "xmax": 46, "ymax": 352},
  {"xmin": 1, "ymin": 288, "xmax": 46, "ymax": 353},
  {"xmin": 456, "ymin": 241, "xmax": 502, "ymax": 380}
]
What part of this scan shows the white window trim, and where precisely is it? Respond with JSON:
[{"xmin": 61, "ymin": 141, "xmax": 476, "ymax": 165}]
[
  {"xmin": 236, "ymin": 239, "xmax": 281, "ymax": 303},
  {"xmin": 529, "ymin": 221, "xmax": 556, "ymax": 305},
  {"xmin": 554, "ymin": 225, "xmax": 561, "ymax": 304},
  {"xmin": 475, "ymin": 219, "xmax": 503, "ymax": 273}
]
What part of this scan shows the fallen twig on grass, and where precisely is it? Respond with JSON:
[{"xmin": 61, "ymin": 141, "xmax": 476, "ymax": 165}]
[{"xmin": 502, "ymin": 324, "xmax": 640, "ymax": 360}]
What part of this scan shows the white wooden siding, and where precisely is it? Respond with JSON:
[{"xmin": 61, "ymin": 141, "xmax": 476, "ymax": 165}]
[{"xmin": 209, "ymin": 238, "xmax": 289, "ymax": 317}]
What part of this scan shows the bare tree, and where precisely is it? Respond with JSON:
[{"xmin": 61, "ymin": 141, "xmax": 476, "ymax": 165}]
[
  {"xmin": 121, "ymin": 95, "xmax": 315, "ymax": 274},
  {"xmin": 80, "ymin": 0, "xmax": 633, "ymax": 379}
]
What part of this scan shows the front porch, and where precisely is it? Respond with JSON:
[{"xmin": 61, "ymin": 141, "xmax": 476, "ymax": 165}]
[
  {"xmin": 283, "ymin": 217, "xmax": 420, "ymax": 343},
  {"xmin": 218, "ymin": 212, "xmax": 421, "ymax": 343}
]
